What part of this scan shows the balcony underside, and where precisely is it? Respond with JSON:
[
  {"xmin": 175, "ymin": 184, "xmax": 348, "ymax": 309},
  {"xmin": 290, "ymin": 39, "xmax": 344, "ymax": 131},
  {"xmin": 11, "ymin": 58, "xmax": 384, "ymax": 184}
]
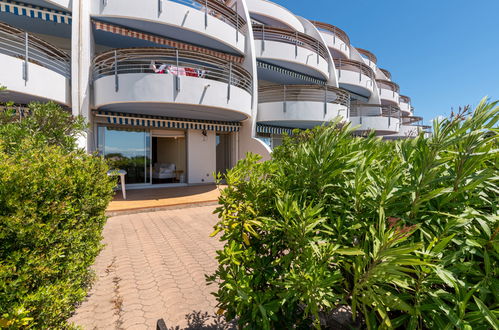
[
  {"xmin": 339, "ymin": 83, "xmax": 372, "ymax": 99},
  {"xmin": 15, "ymin": 0, "xmax": 71, "ymax": 11},
  {"xmin": 0, "ymin": 13, "xmax": 71, "ymax": 38},
  {"xmin": 93, "ymin": 74, "xmax": 251, "ymax": 122}
]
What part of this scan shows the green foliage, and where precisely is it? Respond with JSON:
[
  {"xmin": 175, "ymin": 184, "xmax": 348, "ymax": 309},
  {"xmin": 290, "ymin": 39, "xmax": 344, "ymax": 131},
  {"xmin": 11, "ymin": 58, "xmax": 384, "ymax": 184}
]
[
  {"xmin": 0, "ymin": 101, "xmax": 86, "ymax": 154},
  {"xmin": 0, "ymin": 103, "xmax": 115, "ymax": 328},
  {"xmin": 209, "ymin": 98, "xmax": 499, "ymax": 329}
]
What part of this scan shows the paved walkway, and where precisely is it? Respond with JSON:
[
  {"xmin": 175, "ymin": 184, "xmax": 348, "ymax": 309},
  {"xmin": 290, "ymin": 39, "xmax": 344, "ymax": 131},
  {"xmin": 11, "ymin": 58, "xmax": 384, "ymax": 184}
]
[
  {"xmin": 70, "ymin": 205, "xmax": 233, "ymax": 329},
  {"xmin": 107, "ymin": 185, "xmax": 223, "ymax": 215}
]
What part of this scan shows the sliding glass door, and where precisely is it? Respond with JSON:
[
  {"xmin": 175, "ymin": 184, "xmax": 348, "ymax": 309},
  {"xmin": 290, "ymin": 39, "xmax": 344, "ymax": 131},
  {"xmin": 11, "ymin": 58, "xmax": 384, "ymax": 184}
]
[{"xmin": 98, "ymin": 127, "xmax": 151, "ymax": 184}]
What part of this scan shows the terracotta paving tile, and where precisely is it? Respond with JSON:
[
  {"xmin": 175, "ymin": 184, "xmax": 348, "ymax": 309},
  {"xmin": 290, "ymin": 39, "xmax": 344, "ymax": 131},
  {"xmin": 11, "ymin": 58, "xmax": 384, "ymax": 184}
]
[{"xmin": 70, "ymin": 205, "xmax": 230, "ymax": 329}]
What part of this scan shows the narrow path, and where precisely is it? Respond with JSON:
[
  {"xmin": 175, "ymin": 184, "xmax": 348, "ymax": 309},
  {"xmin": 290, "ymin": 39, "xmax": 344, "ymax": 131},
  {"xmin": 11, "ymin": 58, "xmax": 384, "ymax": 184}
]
[{"xmin": 70, "ymin": 205, "xmax": 231, "ymax": 329}]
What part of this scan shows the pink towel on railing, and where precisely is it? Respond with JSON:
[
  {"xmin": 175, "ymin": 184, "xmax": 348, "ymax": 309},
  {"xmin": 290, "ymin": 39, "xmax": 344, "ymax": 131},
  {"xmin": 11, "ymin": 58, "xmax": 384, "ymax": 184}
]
[{"xmin": 168, "ymin": 65, "xmax": 186, "ymax": 76}]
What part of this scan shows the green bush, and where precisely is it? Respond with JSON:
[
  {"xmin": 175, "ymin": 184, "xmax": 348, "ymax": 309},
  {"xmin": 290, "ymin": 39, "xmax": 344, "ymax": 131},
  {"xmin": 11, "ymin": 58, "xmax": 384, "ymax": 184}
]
[
  {"xmin": 209, "ymin": 99, "xmax": 499, "ymax": 329},
  {"xmin": 0, "ymin": 103, "xmax": 115, "ymax": 328}
]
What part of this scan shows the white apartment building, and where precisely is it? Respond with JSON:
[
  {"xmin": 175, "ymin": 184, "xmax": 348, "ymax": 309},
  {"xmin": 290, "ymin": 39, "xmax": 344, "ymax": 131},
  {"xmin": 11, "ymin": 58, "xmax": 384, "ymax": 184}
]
[{"xmin": 0, "ymin": 0, "xmax": 428, "ymax": 187}]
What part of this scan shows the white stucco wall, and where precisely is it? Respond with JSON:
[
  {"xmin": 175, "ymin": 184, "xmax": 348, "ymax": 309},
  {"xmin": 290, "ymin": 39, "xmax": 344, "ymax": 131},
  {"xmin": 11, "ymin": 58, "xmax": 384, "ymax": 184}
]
[
  {"xmin": 379, "ymin": 88, "xmax": 400, "ymax": 105},
  {"xmin": 246, "ymin": 0, "xmax": 304, "ymax": 32},
  {"xmin": 319, "ymin": 30, "xmax": 349, "ymax": 59},
  {"xmin": 258, "ymin": 101, "xmax": 347, "ymax": 125},
  {"xmin": 0, "ymin": 53, "xmax": 70, "ymax": 105},
  {"xmin": 187, "ymin": 129, "xmax": 216, "ymax": 184}
]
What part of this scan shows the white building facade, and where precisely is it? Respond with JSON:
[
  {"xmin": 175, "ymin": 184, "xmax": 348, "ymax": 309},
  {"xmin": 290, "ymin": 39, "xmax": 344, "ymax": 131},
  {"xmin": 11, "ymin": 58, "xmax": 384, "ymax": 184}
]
[{"xmin": 0, "ymin": 0, "xmax": 428, "ymax": 187}]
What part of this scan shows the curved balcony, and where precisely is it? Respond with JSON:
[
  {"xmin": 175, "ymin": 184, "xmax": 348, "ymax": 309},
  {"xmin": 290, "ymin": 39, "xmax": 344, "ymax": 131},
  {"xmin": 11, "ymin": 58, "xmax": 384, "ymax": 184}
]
[
  {"xmin": 310, "ymin": 21, "xmax": 350, "ymax": 59},
  {"xmin": 356, "ymin": 48, "xmax": 377, "ymax": 71},
  {"xmin": 399, "ymin": 95, "xmax": 412, "ymax": 114},
  {"xmin": 0, "ymin": 23, "xmax": 71, "ymax": 105},
  {"xmin": 257, "ymin": 84, "xmax": 349, "ymax": 129},
  {"xmin": 335, "ymin": 58, "xmax": 375, "ymax": 98},
  {"xmin": 21, "ymin": 0, "xmax": 71, "ymax": 11},
  {"xmin": 377, "ymin": 79, "xmax": 400, "ymax": 105},
  {"xmin": 94, "ymin": 0, "xmax": 246, "ymax": 54},
  {"xmin": 92, "ymin": 48, "xmax": 252, "ymax": 122},
  {"xmin": 349, "ymin": 103, "xmax": 401, "ymax": 135},
  {"xmin": 253, "ymin": 25, "xmax": 330, "ymax": 79},
  {"xmin": 246, "ymin": 0, "xmax": 304, "ymax": 31},
  {"xmin": 379, "ymin": 68, "xmax": 391, "ymax": 80}
]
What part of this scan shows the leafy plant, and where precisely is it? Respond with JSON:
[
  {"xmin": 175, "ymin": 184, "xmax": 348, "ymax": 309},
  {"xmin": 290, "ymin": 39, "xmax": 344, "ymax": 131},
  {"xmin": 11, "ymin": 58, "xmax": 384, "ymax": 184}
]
[
  {"xmin": 0, "ymin": 102, "xmax": 115, "ymax": 328},
  {"xmin": 209, "ymin": 98, "xmax": 498, "ymax": 329}
]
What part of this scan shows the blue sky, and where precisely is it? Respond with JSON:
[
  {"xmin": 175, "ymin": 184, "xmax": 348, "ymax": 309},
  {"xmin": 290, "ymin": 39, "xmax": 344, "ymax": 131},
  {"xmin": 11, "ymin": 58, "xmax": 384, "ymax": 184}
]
[{"xmin": 272, "ymin": 0, "xmax": 499, "ymax": 124}]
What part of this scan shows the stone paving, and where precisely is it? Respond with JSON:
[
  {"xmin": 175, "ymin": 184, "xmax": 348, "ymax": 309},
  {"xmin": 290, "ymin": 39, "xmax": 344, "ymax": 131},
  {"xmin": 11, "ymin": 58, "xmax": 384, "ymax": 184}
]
[{"xmin": 70, "ymin": 205, "xmax": 230, "ymax": 329}]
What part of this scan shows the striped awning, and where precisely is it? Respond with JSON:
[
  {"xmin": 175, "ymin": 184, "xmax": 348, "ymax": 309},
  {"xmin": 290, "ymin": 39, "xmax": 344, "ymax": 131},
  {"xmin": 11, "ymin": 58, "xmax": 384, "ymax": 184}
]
[
  {"xmin": 0, "ymin": 0, "xmax": 71, "ymax": 24},
  {"xmin": 96, "ymin": 111, "xmax": 241, "ymax": 132},
  {"xmin": 92, "ymin": 20, "xmax": 244, "ymax": 64},
  {"xmin": 257, "ymin": 61, "xmax": 326, "ymax": 85},
  {"xmin": 256, "ymin": 124, "xmax": 297, "ymax": 135}
]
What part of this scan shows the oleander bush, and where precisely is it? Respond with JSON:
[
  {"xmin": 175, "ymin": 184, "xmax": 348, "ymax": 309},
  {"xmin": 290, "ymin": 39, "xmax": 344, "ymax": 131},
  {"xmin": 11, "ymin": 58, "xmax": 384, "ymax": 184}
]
[
  {"xmin": 0, "ymin": 102, "xmax": 115, "ymax": 328},
  {"xmin": 209, "ymin": 98, "xmax": 499, "ymax": 329}
]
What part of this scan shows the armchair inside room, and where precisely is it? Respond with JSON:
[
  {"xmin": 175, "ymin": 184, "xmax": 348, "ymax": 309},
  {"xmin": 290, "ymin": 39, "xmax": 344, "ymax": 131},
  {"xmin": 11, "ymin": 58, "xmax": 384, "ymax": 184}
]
[{"xmin": 152, "ymin": 163, "xmax": 176, "ymax": 182}]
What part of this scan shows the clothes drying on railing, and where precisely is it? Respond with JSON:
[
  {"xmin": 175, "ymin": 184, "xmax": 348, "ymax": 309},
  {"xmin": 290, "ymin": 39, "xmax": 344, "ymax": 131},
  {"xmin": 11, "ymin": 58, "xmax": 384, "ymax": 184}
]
[{"xmin": 149, "ymin": 61, "xmax": 206, "ymax": 78}]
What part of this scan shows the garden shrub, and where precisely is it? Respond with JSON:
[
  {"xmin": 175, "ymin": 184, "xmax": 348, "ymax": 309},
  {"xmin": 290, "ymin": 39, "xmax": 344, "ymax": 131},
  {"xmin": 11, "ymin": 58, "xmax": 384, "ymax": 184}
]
[
  {"xmin": 0, "ymin": 103, "xmax": 115, "ymax": 328},
  {"xmin": 209, "ymin": 99, "xmax": 498, "ymax": 329}
]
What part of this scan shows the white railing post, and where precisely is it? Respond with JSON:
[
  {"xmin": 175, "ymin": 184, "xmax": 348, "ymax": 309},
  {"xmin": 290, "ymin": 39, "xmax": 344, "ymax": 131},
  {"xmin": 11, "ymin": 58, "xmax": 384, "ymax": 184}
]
[
  {"xmin": 235, "ymin": 1, "xmax": 239, "ymax": 42},
  {"xmin": 338, "ymin": 58, "xmax": 341, "ymax": 78},
  {"xmin": 283, "ymin": 85, "xmax": 287, "ymax": 113},
  {"xmin": 158, "ymin": 0, "xmax": 162, "ymax": 16},
  {"xmin": 114, "ymin": 50, "xmax": 119, "ymax": 92},
  {"xmin": 333, "ymin": 26, "xmax": 336, "ymax": 44},
  {"xmin": 294, "ymin": 31, "xmax": 298, "ymax": 57},
  {"xmin": 23, "ymin": 32, "xmax": 29, "ymax": 82},
  {"xmin": 227, "ymin": 62, "xmax": 232, "ymax": 100},
  {"xmin": 358, "ymin": 63, "xmax": 362, "ymax": 82},
  {"xmin": 262, "ymin": 25, "xmax": 265, "ymax": 52},
  {"xmin": 324, "ymin": 86, "xmax": 327, "ymax": 116},
  {"xmin": 205, "ymin": 0, "xmax": 208, "ymax": 28},
  {"xmin": 175, "ymin": 49, "xmax": 180, "ymax": 92}
]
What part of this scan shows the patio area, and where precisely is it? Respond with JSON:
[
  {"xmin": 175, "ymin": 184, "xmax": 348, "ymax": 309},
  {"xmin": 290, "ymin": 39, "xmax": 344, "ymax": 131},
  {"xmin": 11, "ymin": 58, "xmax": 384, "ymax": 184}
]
[
  {"xmin": 70, "ymin": 205, "xmax": 233, "ymax": 329},
  {"xmin": 107, "ymin": 184, "xmax": 224, "ymax": 216}
]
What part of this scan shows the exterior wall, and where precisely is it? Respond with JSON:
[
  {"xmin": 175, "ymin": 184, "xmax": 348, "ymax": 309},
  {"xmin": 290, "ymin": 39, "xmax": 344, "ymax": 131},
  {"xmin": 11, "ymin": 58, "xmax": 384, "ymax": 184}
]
[
  {"xmin": 379, "ymin": 88, "xmax": 400, "ymax": 105},
  {"xmin": 0, "ymin": 53, "xmax": 71, "ymax": 105},
  {"xmin": 187, "ymin": 130, "xmax": 216, "ymax": 184}
]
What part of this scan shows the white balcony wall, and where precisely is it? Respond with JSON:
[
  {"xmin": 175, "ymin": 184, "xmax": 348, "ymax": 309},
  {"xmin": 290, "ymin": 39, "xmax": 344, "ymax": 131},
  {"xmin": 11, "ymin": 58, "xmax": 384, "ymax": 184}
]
[
  {"xmin": 47, "ymin": 0, "xmax": 71, "ymax": 10},
  {"xmin": 258, "ymin": 101, "xmax": 347, "ymax": 128},
  {"xmin": 361, "ymin": 57, "xmax": 377, "ymax": 71},
  {"xmin": 0, "ymin": 53, "xmax": 70, "ymax": 105},
  {"xmin": 338, "ymin": 69, "xmax": 374, "ymax": 95},
  {"xmin": 379, "ymin": 87, "xmax": 400, "ymax": 105},
  {"xmin": 246, "ymin": 0, "xmax": 304, "ymax": 32},
  {"xmin": 93, "ymin": 73, "xmax": 252, "ymax": 120},
  {"xmin": 320, "ymin": 30, "xmax": 349, "ymax": 59},
  {"xmin": 399, "ymin": 101, "xmax": 412, "ymax": 114},
  {"xmin": 350, "ymin": 116, "xmax": 400, "ymax": 135},
  {"xmin": 92, "ymin": 0, "xmax": 245, "ymax": 54},
  {"xmin": 254, "ymin": 40, "xmax": 329, "ymax": 79}
]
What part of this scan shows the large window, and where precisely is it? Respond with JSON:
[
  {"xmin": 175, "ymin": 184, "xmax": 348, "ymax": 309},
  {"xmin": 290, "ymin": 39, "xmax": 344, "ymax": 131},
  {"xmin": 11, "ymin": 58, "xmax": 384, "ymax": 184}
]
[{"xmin": 98, "ymin": 127, "xmax": 151, "ymax": 184}]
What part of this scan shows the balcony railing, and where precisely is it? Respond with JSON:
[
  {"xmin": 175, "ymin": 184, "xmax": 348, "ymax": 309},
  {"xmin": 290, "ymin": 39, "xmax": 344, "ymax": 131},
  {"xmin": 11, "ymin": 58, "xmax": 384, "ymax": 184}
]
[
  {"xmin": 380, "ymin": 68, "xmax": 391, "ymax": 80},
  {"xmin": 399, "ymin": 95, "xmax": 411, "ymax": 104},
  {"xmin": 309, "ymin": 20, "xmax": 350, "ymax": 46},
  {"xmin": 252, "ymin": 25, "xmax": 329, "ymax": 61},
  {"xmin": 93, "ymin": 48, "xmax": 253, "ymax": 94},
  {"xmin": 356, "ymin": 48, "xmax": 377, "ymax": 64},
  {"xmin": 350, "ymin": 102, "xmax": 401, "ymax": 126},
  {"xmin": 0, "ymin": 22, "xmax": 71, "ymax": 78},
  {"xmin": 335, "ymin": 58, "xmax": 375, "ymax": 81},
  {"xmin": 259, "ymin": 84, "xmax": 350, "ymax": 108}
]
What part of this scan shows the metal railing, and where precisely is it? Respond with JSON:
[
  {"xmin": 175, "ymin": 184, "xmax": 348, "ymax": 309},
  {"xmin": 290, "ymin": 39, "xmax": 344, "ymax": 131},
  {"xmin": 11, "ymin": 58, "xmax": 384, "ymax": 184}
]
[
  {"xmin": 356, "ymin": 48, "xmax": 377, "ymax": 64},
  {"xmin": 335, "ymin": 58, "xmax": 375, "ymax": 82},
  {"xmin": 309, "ymin": 20, "xmax": 350, "ymax": 45},
  {"xmin": 350, "ymin": 102, "xmax": 402, "ymax": 127},
  {"xmin": 0, "ymin": 22, "xmax": 71, "ymax": 79},
  {"xmin": 258, "ymin": 84, "xmax": 350, "ymax": 115},
  {"xmin": 252, "ymin": 25, "xmax": 329, "ymax": 61},
  {"xmin": 380, "ymin": 68, "xmax": 392, "ymax": 80},
  {"xmin": 376, "ymin": 79, "xmax": 400, "ymax": 93},
  {"xmin": 93, "ymin": 48, "xmax": 253, "ymax": 95},
  {"xmin": 399, "ymin": 95, "xmax": 411, "ymax": 104}
]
